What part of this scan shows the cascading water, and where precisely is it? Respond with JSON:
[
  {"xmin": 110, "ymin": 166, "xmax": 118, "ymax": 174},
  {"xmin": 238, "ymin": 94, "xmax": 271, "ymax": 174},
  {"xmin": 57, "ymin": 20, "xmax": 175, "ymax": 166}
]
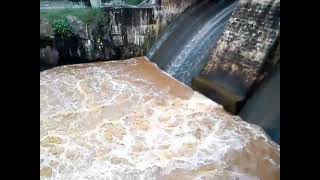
[{"xmin": 146, "ymin": 0, "xmax": 239, "ymax": 85}]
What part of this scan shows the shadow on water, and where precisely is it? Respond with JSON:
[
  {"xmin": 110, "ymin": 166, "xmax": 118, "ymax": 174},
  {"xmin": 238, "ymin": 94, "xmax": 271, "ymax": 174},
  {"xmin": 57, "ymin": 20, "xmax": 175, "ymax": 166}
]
[{"xmin": 240, "ymin": 63, "xmax": 280, "ymax": 144}]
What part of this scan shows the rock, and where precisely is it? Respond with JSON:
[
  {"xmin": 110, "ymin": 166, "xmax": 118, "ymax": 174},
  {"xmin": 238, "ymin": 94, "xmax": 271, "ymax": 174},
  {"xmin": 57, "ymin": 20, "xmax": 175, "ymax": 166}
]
[
  {"xmin": 66, "ymin": 16, "xmax": 88, "ymax": 40},
  {"xmin": 40, "ymin": 57, "xmax": 279, "ymax": 179},
  {"xmin": 90, "ymin": 0, "xmax": 101, "ymax": 8},
  {"xmin": 40, "ymin": 19, "xmax": 54, "ymax": 38},
  {"xmin": 40, "ymin": 46, "xmax": 59, "ymax": 67},
  {"xmin": 65, "ymin": 15, "xmax": 110, "ymax": 61}
]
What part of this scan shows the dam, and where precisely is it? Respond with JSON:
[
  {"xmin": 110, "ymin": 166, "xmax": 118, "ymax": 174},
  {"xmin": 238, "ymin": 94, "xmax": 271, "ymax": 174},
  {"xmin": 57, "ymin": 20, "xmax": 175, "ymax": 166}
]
[{"xmin": 40, "ymin": 0, "xmax": 280, "ymax": 179}]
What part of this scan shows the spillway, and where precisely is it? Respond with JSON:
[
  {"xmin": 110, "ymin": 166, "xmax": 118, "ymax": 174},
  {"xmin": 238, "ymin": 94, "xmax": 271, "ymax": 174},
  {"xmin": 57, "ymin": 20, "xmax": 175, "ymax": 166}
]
[{"xmin": 146, "ymin": 0, "xmax": 238, "ymax": 85}]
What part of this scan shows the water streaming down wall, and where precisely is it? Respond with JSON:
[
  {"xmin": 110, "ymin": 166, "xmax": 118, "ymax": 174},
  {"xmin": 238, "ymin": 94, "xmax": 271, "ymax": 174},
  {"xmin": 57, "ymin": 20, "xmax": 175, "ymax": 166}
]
[{"xmin": 146, "ymin": 0, "xmax": 238, "ymax": 85}]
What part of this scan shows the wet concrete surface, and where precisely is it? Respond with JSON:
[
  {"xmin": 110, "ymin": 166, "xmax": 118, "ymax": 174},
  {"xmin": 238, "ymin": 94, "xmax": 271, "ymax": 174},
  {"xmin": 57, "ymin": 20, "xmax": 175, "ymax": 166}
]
[{"xmin": 239, "ymin": 63, "xmax": 280, "ymax": 144}]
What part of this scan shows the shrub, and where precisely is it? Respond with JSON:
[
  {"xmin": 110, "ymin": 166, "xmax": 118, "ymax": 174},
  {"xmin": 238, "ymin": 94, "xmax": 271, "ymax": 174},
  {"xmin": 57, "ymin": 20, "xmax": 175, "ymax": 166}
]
[{"xmin": 52, "ymin": 18, "xmax": 74, "ymax": 39}]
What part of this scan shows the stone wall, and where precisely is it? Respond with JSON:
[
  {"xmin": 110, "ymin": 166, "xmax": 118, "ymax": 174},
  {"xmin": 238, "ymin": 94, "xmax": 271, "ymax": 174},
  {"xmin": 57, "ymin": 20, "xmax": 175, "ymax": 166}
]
[
  {"xmin": 105, "ymin": 0, "xmax": 197, "ymax": 59},
  {"xmin": 40, "ymin": 0, "xmax": 196, "ymax": 70},
  {"xmin": 192, "ymin": 0, "xmax": 280, "ymax": 113}
]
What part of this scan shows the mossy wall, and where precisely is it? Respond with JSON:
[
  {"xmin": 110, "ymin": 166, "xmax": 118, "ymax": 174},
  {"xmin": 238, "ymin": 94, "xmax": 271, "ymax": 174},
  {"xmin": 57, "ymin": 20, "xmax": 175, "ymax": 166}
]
[{"xmin": 40, "ymin": 0, "xmax": 196, "ymax": 70}]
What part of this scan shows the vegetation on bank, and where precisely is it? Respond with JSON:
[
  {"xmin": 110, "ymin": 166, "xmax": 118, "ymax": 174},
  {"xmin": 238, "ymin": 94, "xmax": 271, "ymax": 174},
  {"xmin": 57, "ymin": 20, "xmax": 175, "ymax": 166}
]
[
  {"xmin": 52, "ymin": 18, "xmax": 74, "ymax": 39},
  {"xmin": 40, "ymin": 8, "xmax": 105, "ymax": 24},
  {"xmin": 126, "ymin": 0, "xmax": 144, "ymax": 5}
]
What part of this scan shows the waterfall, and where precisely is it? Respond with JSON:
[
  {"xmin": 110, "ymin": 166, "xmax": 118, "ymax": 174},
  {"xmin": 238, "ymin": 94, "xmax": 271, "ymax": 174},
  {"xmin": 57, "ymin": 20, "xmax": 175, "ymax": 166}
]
[{"xmin": 146, "ymin": 0, "xmax": 239, "ymax": 85}]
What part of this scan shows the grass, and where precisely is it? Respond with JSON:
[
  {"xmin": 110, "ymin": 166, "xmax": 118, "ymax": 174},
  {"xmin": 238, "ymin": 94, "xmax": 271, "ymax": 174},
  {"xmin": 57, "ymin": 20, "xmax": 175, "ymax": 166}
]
[
  {"xmin": 126, "ymin": 0, "xmax": 144, "ymax": 5},
  {"xmin": 40, "ymin": 8, "xmax": 106, "ymax": 24}
]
